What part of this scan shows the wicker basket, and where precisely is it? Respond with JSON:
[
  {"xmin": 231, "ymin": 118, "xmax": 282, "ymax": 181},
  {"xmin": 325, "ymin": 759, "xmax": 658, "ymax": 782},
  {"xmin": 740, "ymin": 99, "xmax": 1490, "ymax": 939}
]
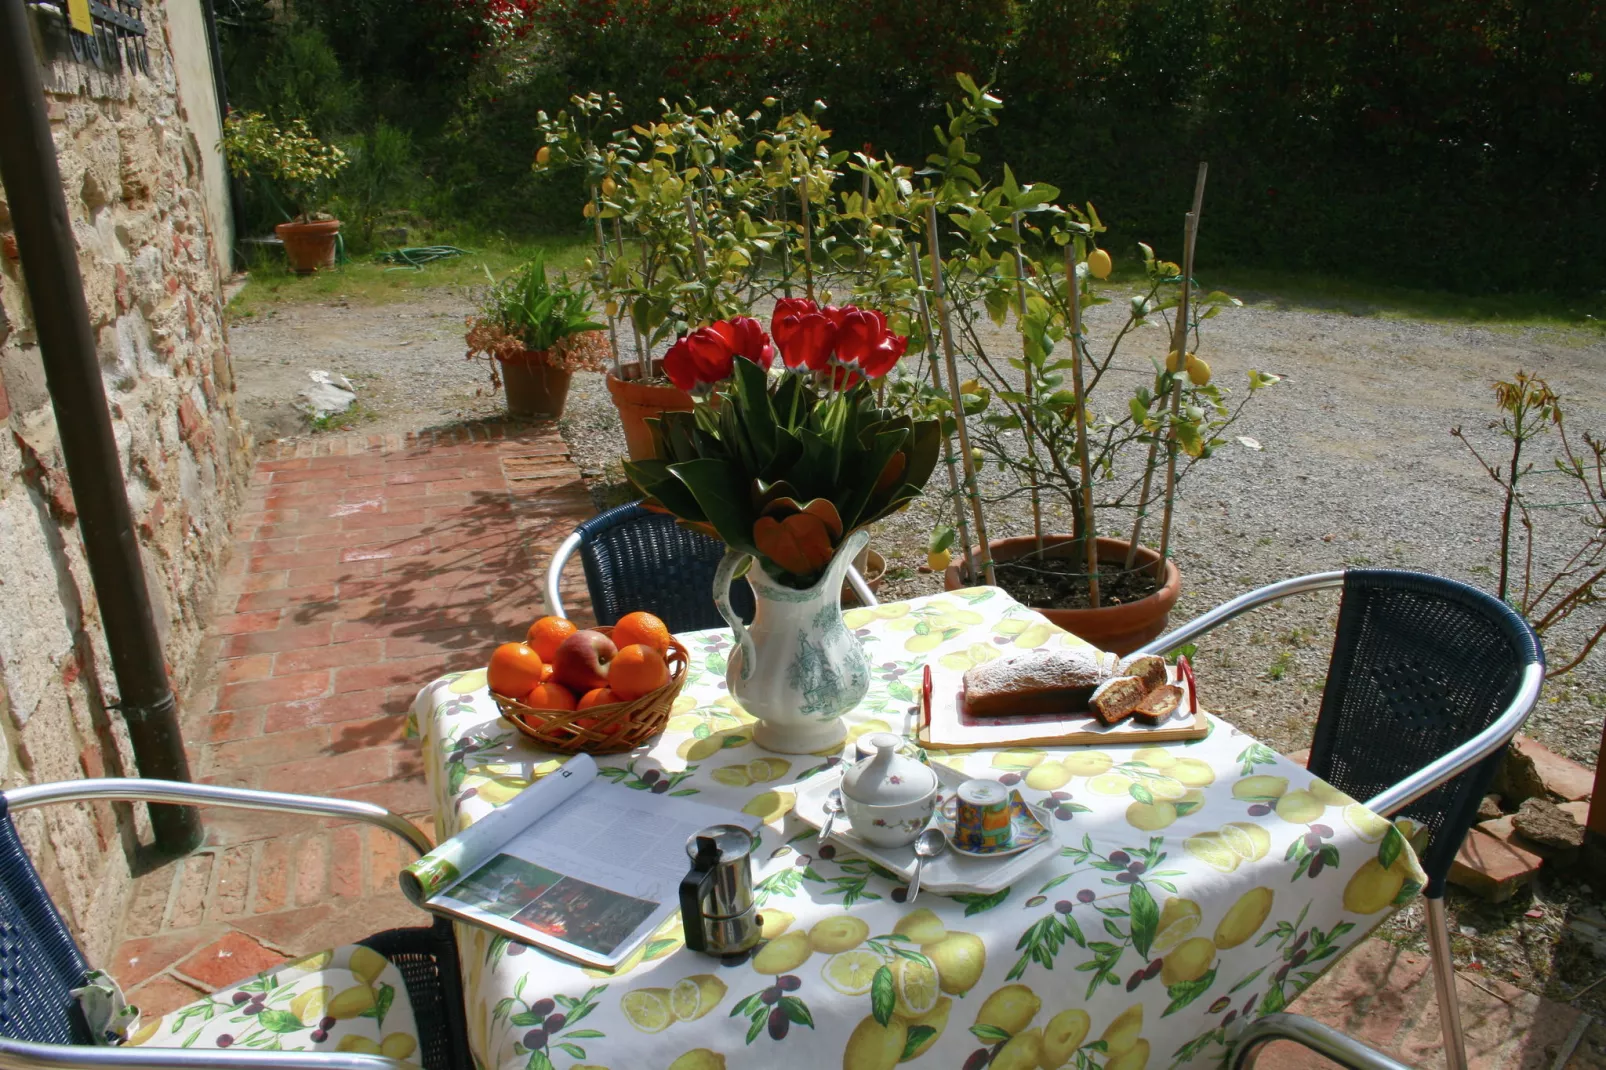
[{"xmin": 491, "ymin": 629, "xmax": 689, "ymax": 754}]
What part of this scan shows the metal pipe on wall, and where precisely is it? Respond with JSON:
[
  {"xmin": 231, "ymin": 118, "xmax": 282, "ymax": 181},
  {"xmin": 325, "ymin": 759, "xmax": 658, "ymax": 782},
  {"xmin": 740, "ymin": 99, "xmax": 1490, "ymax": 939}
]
[{"xmin": 0, "ymin": 0, "xmax": 203, "ymax": 853}]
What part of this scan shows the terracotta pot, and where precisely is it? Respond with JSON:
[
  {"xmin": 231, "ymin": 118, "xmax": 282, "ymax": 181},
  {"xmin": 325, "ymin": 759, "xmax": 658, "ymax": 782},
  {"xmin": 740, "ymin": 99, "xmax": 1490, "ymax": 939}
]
[
  {"xmin": 841, "ymin": 548, "xmax": 886, "ymax": 605},
  {"xmin": 498, "ymin": 353, "xmax": 573, "ymax": 418},
  {"xmin": 606, "ymin": 361, "xmax": 695, "ymax": 462},
  {"xmin": 275, "ymin": 219, "xmax": 341, "ymax": 274},
  {"xmin": 943, "ymin": 534, "xmax": 1182, "ymax": 655}
]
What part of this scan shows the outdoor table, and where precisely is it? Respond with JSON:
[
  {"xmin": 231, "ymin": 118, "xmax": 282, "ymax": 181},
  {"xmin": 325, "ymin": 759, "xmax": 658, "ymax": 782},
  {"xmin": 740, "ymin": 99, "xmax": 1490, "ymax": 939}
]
[{"xmin": 410, "ymin": 587, "xmax": 1427, "ymax": 1070}]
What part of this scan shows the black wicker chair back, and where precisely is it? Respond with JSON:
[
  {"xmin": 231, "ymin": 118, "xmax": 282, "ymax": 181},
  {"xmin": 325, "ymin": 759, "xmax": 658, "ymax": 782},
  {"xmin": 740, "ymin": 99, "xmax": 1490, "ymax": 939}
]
[
  {"xmin": 0, "ymin": 798, "xmax": 93, "ymax": 1045},
  {"xmin": 1308, "ymin": 569, "xmax": 1543, "ymax": 894},
  {"xmin": 356, "ymin": 917, "xmax": 471, "ymax": 1070},
  {"xmin": 577, "ymin": 502, "xmax": 754, "ymax": 631}
]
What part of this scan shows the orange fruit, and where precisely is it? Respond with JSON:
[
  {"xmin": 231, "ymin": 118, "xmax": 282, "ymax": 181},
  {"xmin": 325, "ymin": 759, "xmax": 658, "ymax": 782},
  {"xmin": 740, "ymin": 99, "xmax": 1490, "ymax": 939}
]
[
  {"xmin": 488, "ymin": 643, "xmax": 545, "ymax": 698},
  {"xmin": 610, "ymin": 644, "xmax": 669, "ymax": 700},
  {"xmin": 578, "ymin": 687, "xmax": 619, "ymax": 709},
  {"xmin": 611, "ymin": 611, "xmax": 672, "ymax": 654},
  {"xmin": 522, "ymin": 681, "xmax": 578, "ymax": 711},
  {"xmin": 540, "ymin": 662, "xmax": 555, "ymax": 683},
  {"xmin": 527, "ymin": 616, "xmax": 579, "ymax": 662}
]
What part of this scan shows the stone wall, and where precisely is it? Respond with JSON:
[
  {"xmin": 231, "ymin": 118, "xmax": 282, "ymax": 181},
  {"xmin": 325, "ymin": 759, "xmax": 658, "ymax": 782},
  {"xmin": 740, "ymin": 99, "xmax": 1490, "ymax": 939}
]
[{"xmin": 0, "ymin": 0, "xmax": 249, "ymax": 964}]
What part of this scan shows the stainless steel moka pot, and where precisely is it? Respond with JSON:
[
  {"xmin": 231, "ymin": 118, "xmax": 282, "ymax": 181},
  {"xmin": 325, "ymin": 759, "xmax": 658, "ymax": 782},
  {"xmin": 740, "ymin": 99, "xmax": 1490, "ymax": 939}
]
[{"xmin": 680, "ymin": 824, "xmax": 762, "ymax": 955}]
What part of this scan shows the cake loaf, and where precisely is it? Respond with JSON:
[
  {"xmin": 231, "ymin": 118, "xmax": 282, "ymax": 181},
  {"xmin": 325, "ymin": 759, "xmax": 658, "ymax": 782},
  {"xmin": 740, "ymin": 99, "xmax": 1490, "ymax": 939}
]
[
  {"xmin": 1132, "ymin": 684, "xmax": 1183, "ymax": 725},
  {"xmin": 1089, "ymin": 675, "xmax": 1149, "ymax": 725},
  {"xmin": 962, "ymin": 650, "xmax": 1111, "ymax": 716}
]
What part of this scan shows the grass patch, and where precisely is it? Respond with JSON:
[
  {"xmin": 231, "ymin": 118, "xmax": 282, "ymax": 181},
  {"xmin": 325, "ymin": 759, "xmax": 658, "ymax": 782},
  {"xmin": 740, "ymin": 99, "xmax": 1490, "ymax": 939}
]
[
  {"xmin": 1199, "ymin": 266, "xmax": 1606, "ymax": 331},
  {"xmin": 227, "ymin": 231, "xmax": 592, "ymax": 321},
  {"xmin": 1266, "ymin": 649, "xmax": 1295, "ymax": 681},
  {"xmin": 306, "ymin": 401, "xmax": 379, "ymax": 434}
]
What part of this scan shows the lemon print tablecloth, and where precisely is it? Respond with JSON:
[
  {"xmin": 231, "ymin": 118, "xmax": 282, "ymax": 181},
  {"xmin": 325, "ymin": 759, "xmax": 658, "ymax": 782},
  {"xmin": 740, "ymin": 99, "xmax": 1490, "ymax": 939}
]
[{"xmin": 410, "ymin": 588, "xmax": 1427, "ymax": 1070}]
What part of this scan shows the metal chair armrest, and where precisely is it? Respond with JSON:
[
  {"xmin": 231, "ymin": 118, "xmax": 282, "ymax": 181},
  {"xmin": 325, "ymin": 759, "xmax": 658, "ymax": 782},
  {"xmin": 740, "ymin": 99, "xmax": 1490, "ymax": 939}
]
[
  {"xmin": 0, "ymin": 1036, "xmax": 399, "ymax": 1070},
  {"xmin": 1133, "ymin": 572, "xmax": 1346, "ymax": 656},
  {"xmin": 1, "ymin": 779, "xmax": 431, "ymax": 856},
  {"xmin": 844, "ymin": 564, "xmax": 878, "ymax": 608},
  {"xmin": 1230, "ymin": 1012, "xmax": 1410, "ymax": 1070},
  {"xmin": 544, "ymin": 530, "xmax": 584, "ymax": 620},
  {"xmin": 1362, "ymin": 660, "xmax": 1543, "ymax": 817}
]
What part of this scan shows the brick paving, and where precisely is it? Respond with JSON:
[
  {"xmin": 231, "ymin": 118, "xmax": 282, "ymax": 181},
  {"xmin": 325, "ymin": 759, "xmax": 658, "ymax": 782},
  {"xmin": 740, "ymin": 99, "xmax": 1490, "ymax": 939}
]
[
  {"xmin": 102, "ymin": 421, "xmax": 1591, "ymax": 1062},
  {"xmin": 110, "ymin": 421, "xmax": 595, "ymax": 1017}
]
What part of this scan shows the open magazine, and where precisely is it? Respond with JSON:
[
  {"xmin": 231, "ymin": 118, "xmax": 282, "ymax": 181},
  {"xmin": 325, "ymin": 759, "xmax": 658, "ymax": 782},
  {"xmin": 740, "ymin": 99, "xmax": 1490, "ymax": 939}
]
[{"xmin": 399, "ymin": 753, "xmax": 760, "ymax": 968}]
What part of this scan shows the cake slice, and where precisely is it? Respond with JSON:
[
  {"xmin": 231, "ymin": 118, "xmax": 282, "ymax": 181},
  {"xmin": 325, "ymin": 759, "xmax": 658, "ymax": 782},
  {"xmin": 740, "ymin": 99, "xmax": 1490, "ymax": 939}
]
[
  {"xmin": 1132, "ymin": 684, "xmax": 1183, "ymax": 725},
  {"xmin": 1116, "ymin": 653, "xmax": 1169, "ymax": 691},
  {"xmin": 1089, "ymin": 675, "xmax": 1148, "ymax": 725},
  {"xmin": 962, "ymin": 650, "xmax": 1111, "ymax": 716}
]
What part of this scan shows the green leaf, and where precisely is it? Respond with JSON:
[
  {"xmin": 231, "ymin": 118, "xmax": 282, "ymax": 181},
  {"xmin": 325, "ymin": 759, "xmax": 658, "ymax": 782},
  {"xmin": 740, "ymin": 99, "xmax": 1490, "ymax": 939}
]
[
  {"xmin": 971, "ymin": 1023, "xmax": 1013, "ymax": 1043},
  {"xmin": 871, "ymin": 966, "xmax": 895, "ymax": 1026},
  {"xmin": 556, "ymin": 1043, "xmax": 586, "ymax": 1059},
  {"xmin": 1378, "ymin": 825, "xmax": 1405, "ymax": 871},
  {"xmin": 902, "ymin": 1025, "xmax": 938, "ymax": 1061},
  {"xmin": 954, "ymin": 888, "xmax": 1011, "ymax": 915},
  {"xmin": 1230, "ymin": 965, "xmax": 1268, "ymax": 993},
  {"xmin": 1128, "ymin": 881, "xmax": 1159, "ymax": 959},
  {"xmin": 668, "ymin": 458, "xmax": 758, "ymax": 554},
  {"xmin": 780, "ymin": 995, "xmax": 814, "ymax": 1028},
  {"xmin": 527, "ymin": 1050, "xmax": 556, "ymax": 1070},
  {"xmin": 1162, "ymin": 966, "xmax": 1217, "ymax": 1016},
  {"xmin": 254, "ymin": 1010, "xmax": 305, "ymax": 1034},
  {"xmin": 511, "ymin": 1011, "xmax": 543, "ymax": 1026},
  {"xmin": 563, "ymin": 1029, "xmax": 605, "ymax": 1039},
  {"xmin": 1129, "ymin": 783, "xmax": 1154, "ymax": 805}
]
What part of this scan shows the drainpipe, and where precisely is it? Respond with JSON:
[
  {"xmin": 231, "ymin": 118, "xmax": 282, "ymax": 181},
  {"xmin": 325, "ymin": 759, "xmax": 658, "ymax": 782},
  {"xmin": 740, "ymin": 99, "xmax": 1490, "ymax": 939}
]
[{"xmin": 0, "ymin": 0, "xmax": 202, "ymax": 853}]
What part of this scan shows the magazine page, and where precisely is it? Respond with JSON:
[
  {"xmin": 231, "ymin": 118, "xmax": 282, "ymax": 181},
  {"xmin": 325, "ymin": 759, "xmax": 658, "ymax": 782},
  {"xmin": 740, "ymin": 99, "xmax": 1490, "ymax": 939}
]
[
  {"xmin": 398, "ymin": 752, "xmax": 596, "ymax": 905},
  {"xmin": 431, "ymin": 778, "xmax": 759, "ymax": 967}
]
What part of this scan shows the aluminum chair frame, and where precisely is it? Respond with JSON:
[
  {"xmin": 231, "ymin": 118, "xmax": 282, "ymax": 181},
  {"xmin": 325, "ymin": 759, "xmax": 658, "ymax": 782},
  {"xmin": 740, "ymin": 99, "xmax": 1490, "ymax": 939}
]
[
  {"xmin": 0, "ymin": 779, "xmax": 445, "ymax": 1070},
  {"xmin": 1136, "ymin": 571, "xmax": 1544, "ymax": 1070}
]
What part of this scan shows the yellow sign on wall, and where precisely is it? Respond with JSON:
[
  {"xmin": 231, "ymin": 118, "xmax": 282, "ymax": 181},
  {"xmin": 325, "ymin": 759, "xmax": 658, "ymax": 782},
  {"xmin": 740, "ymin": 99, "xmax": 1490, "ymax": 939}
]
[{"xmin": 66, "ymin": 0, "xmax": 92, "ymax": 34}]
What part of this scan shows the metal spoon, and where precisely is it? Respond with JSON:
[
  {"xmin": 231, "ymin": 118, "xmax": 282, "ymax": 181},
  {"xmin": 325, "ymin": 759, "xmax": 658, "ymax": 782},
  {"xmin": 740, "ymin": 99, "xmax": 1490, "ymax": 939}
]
[
  {"xmin": 819, "ymin": 788, "xmax": 845, "ymax": 845},
  {"xmin": 907, "ymin": 826, "xmax": 948, "ymax": 904}
]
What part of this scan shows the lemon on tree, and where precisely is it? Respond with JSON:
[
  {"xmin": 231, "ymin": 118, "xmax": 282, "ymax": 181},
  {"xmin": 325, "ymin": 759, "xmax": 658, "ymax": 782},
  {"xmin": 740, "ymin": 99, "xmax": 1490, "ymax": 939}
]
[
  {"xmin": 924, "ymin": 931, "xmax": 985, "ymax": 994},
  {"xmin": 974, "ymin": 983, "xmax": 1041, "ymax": 1036},
  {"xmin": 669, "ymin": 975, "xmax": 727, "ymax": 1022},
  {"xmin": 1214, "ymin": 887, "xmax": 1275, "ymax": 949},
  {"xmin": 1041, "ymin": 1008, "xmax": 1091, "ymax": 1069},
  {"xmin": 753, "ymin": 930, "xmax": 812, "ymax": 975},
  {"xmin": 810, "ymin": 915, "xmax": 870, "ymax": 953},
  {"xmin": 823, "ymin": 949, "xmax": 883, "ymax": 996},
  {"xmin": 843, "ymin": 1014, "xmax": 908, "ymax": 1070},
  {"xmin": 621, "ymin": 987, "xmax": 676, "ymax": 1033}
]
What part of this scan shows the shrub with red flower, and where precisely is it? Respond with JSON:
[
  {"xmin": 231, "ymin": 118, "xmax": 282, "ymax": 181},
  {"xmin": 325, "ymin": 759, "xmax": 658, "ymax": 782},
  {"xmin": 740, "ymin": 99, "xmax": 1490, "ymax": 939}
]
[
  {"xmin": 770, "ymin": 299, "xmax": 908, "ymax": 386},
  {"xmin": 662, "ymin": 315, "xmax": 774, "ymax": 391}
]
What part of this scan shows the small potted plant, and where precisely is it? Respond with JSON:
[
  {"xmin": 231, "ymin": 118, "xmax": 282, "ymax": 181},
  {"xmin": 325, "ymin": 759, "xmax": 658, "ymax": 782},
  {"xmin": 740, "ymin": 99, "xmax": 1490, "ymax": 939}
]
[
  {"xmin": 222, "ymin": 111, "xmax": 349, "ymax": 274},
  {"xmin": 464, "ymin": 255, "xmax": 610, "ymax": 418}
]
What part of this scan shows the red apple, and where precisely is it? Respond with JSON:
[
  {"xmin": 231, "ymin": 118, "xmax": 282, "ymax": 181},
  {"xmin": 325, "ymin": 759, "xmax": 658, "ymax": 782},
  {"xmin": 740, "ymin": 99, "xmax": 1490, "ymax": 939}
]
[{"xmin": 551, "ymin": 629, "xmax": 617, "ymax": 691}]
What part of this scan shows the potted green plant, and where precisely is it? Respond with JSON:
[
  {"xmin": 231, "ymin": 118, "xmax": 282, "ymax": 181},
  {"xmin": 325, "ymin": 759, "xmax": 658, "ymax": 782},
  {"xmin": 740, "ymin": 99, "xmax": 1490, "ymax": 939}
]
[
  {"xmin": 464, "ymin": 255, "xmax": 610, "ymax": 418},
  {"xmin": 221, "ymin": 111, "xmax": 350, "ymax": 274}
]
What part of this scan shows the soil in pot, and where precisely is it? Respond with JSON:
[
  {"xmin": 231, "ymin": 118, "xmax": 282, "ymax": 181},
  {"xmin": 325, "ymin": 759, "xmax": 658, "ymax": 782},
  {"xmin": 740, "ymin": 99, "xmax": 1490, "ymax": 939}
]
[{"xmin": 990, "ymin": 555, "xmax": 1161, "ymax": 609}]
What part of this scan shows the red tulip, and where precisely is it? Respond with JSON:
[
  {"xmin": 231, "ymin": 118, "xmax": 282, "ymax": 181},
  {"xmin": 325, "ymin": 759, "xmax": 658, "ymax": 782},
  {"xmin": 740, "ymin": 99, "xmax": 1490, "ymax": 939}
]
[
  {"xmin": 836, "ymin": 307, "xmax": 908, "ymax": 380},
  {"xmin": 664, "ymin": 317, "xmax": 774, "ymax": 391}
]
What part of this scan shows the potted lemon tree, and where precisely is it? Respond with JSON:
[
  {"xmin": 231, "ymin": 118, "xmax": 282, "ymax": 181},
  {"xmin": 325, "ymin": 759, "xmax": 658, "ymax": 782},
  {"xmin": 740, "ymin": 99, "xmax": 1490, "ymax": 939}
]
[
  {"xmin": 222, "ymin": 111, "xmax": 349, "ymax": 274},
  {"xmin": 464, "ymin": 255, "xmax": 610, "ymax": 418}
]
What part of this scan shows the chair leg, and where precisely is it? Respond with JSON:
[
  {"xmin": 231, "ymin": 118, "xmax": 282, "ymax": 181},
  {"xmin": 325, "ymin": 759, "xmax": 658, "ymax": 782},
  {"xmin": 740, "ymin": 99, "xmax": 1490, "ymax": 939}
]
[{"xmin": 1424, "ymin": 895, "xmax": 1469, "ymax": 1070}]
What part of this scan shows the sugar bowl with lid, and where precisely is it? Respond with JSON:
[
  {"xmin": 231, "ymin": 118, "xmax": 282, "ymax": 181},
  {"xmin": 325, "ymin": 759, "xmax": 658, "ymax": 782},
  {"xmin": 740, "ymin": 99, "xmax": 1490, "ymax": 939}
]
[{"xmin": 839, "ymin": 732, "xmax": 939, "ymax": 847}]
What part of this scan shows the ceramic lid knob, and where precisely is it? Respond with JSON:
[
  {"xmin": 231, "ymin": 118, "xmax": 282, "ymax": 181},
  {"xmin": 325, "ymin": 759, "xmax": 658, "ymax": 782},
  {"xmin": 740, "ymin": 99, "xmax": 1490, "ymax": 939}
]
[{"xmin": 842, "ymin": 732, "xmax": 936, "ymax": 806}]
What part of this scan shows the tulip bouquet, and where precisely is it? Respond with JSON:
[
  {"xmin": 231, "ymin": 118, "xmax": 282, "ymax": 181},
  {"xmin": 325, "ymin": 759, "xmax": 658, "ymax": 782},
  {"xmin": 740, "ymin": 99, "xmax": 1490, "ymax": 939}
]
[{"xmin": 627, "ymin": 310, "xmax": 938, "ymax": 589}]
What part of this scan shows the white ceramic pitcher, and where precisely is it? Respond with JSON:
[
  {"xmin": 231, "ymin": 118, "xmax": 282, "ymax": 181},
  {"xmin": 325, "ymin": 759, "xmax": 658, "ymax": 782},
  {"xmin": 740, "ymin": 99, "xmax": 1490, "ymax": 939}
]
[{"xmin": 712, "ymin": 528, "xmax": 871, "ymax": 753}]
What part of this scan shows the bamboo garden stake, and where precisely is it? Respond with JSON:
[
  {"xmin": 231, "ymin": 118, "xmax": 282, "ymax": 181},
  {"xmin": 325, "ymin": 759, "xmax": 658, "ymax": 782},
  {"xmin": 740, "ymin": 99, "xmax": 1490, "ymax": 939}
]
[
  {"xmin": 925, "ymin": 204, "xmax": 994, "ymax": 585},
  {"xmin": 1155, "ymin": 206, "xmax": 1203, "ymax": 581},
  {"xmin": 1011, "ymin": 213, "xmax": 1045, "ymax": 552},
  {"xmin": 798, "ymin": 170, "xmax": 816, "ymax": 301},
  {"xmin": 908, "ymin": 243, "xmax": 974, "ymax": 581},
  {"xmin": 1065, "ymin": 243, "xmax": 1101, "ymax": 608},
  {"xmin": 1127, "ymin": 162, "xmax": 1209, "ymax": 569},
  {"xmin": 589, "ymin": 183, "xmax": 622, "ymax": 376}
]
